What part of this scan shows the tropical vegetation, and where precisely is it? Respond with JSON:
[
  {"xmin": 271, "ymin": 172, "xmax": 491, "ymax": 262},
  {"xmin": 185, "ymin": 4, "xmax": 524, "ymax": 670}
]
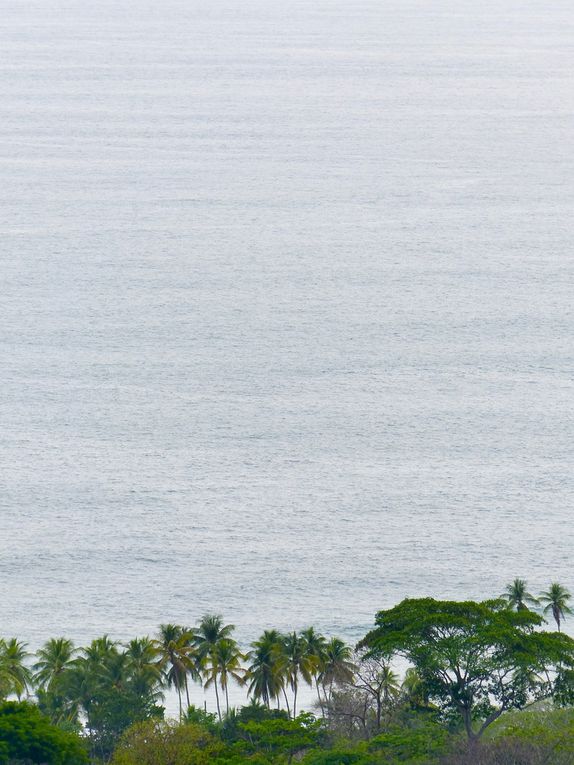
[{"xmin": 1, "ymin": 581, "xmax": 574, "ymax": 763}]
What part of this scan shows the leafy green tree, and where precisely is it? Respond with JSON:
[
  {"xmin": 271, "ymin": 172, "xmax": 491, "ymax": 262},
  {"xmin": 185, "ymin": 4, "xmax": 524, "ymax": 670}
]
[
  {"xmin": 367, "ymin": 719, "xmax": 450, "ymax": 763},
  {"xmin": 239, "ymin": 712, "xmax": 321, "ymax": 763},
  {"xmin": 0, "ymin": 701, "xmax": 88, "ymax": 764},
  {"xmin": 488, "ymin": 706, "xmax": 574, "ymax": 761},
  {"xmin": 218, "ymin": 700, "xmax": 288, "ymax": 746},
  {"xmin": 111, "ymin": 719, "xmax": 225, "ymax": 765},
  {"xmin": 246, "ymin": 630, "xmax": 286, "ymax": 709},
  {"xmin": 0, "ymin": 639, "xmax": 31, "ymax": 700},
  {"xmin": 185, "ymin": 704, "xmax": 219, "ymax": 733},
  {"xmin": 540, "ymin": 583, "xmax": 573, "ymax": 632},
  {"xmin": 360, "ymin": 598, "xmax": 574, "ymax": 740},
  {"xmin": 501, "ymin": 579, "xmax": 539, "ymax": 612},
  {"xmin": 302, "ymin": 748, "xmax": 367, "ymax": 765},
  {"xmin": 84, "ymin": 683, "xmax": 163, "ymax": 761}
]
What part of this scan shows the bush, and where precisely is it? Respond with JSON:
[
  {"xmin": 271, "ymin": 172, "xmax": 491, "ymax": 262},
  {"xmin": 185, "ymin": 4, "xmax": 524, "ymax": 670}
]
[
  {"xmin": 302, "ymin": 749, "xmax": 368, "ymax": 765},
  {"xmin": 111, "ymin": 719, "xmax": 225, "ymax": 765},
  {"xmin": 440, "ymin": 739, "xmax": 556, "ymax": 765},
  {"xmin": 368, "ymin": 720, "xmax": 450, "ymax": 763},
  {"xmin": 220, "ymin": 702, "xmax": 289, "ymax": 744},
  {"xmin": 0, "ymin": 702, "xmax": 88, "ymax": 765}
]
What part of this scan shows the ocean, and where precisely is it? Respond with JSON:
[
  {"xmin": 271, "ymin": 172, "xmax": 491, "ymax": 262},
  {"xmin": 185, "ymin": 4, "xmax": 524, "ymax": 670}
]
[{"xmin": 1, "ymin": 0, "xmax": 573, "ymax": 709}]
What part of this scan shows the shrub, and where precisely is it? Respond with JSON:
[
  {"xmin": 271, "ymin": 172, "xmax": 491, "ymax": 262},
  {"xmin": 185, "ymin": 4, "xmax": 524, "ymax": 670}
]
[{"xmin": 0, "ymin": 702, "xmax": 88, "ymax": 765}]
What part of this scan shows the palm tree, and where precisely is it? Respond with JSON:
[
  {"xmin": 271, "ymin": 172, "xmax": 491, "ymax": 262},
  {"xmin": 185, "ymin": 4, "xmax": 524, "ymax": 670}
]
[
  {"xmin": 59, "ymin": 657, "xmax": 95, "ymax": 725},
  {"xmin": 300, "ymin": 627, "xmax": 328, "ymax": 711},
  {"xmin": 193, "ymin": 615, "xmax": 235, "ymax": 719},
  {"xmin": 204, "ymin": 638, "xmax": 245, "ymax": 718},
  {"xmin": 319, "ymin": 637, "xmax": 355, "ymax": 703},
  {"xmin": 125, "ymin": 637, "xmax": 163, "ymax": 701},
  {"xmin": 246, "ymin": 630, "xmax": 285, "ymax": 708},
  {"xmin": 379, "ymin": 665, "xmax": 400, "ymax": 706},
  {"xmin": 501, "ymin": 578, "xmax": 539, "ymax": 611},
  {"xmin": 100, "ymin": 650, "xmax": 130, "ymax": 691},
  {"xmin": 540, "ymin": 583, "xmax": 573, "ymax": 631},
  {"xmin": 82, "ymin": 636, "xmax": 118, "ymax": 667},
  {"xmin": 34, "ymin": 638, "xmax": 77, "ymax": 691},
  {"xmin": 401, "ymin": 668, "xmax": 428, "ymax": 708},
  {"xmin": 0, "ymin": 639, "xmax": 32, "ymax": 699},
  {"xmin": 155, "ymin": 624, "xmax": 196, "ymax": 718},
  {"xmin": 61, "ymin": 653, "xmax": 104, "ymax": 747},
  {"xmin": 193, "ymin": 615, "xmax": 235, "ymax": 660},
  {"xmin": 280, "ymin": 632, "xmax": 318, "ymax": 718},
  {"xmin": 0, "ymin": 641, "xmax": 10, "ymax": 700},
  {"xmin": 36, "ymin": 683, "xmax": 81, "ymax": 728}
]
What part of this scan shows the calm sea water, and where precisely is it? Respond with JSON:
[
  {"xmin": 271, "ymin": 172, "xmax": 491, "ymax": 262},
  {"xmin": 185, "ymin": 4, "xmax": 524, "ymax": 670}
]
[{"xmin": 1, "ymin": 0, "xmax": 574, "ymax": 686}]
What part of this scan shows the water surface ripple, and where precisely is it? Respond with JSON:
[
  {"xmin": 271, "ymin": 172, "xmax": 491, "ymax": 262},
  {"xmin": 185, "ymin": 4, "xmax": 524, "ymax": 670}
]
[{"xmin": 1, "ymin": 0, "xmax": 573, "ymax": 655}]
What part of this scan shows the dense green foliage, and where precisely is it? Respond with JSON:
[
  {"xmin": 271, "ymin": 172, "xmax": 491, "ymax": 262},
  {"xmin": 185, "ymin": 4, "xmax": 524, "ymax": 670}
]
[
  {"xmin": 360, "ymin": 597, "xmax": 574, "ymax": 740},
  {"xmin": 0, "ymin": 702, "xmax": 87, "ymax": 764},
  {"xmin": 2, "ymin": 582, "xmax": 574, "ymax": 763}
]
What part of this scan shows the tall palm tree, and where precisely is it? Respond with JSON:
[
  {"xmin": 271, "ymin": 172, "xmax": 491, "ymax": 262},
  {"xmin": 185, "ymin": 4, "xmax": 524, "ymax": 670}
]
[
  {"xmin": 82, "ymin": 636, "xmax": 118, "ymax": 667},
  {"xmin": 100, "ymin": 650, "xmax": 130, "ymax": 692},
  {"xmin": 0, "ymin": 639, "xmax": 32, "ymax": 699},
  {"xmin": 36, "ymin": 683, "xmax": 81, "ymax": 728},
  {"xmin": 193, "ymin": 615, "xmax": 235, "ymax": 660},
  {"xmin": 319, "ymin": 637, "xmax": 355, "ymax": 703},
  {"xmin": 77, "ymin": 636, "xmax": 120, "ymax": 706},
  {"xmin": 204, "ymin": 638, "xmax": 244, "ymax": 718},
  {"xmin": 34, "ymin": 638, "xmax": 77, "ymax": 691},
  {"xmin": 193, "ymin": 615, "xmax": 235, "ymax": 719},
  {"xmin": 280, "ymin": 632, "xmax": 318, "ymax": 718},
  {"xmin": 300, "ymin": 627, "xmax": 327, "ymax": 711},
  {"xmin": 155, "ymin": 624, "xmax": 196, "ymax": 718},
  {"xmin": 79, "ymin": 635, "xmax": 119, "ymax": 696},
  {"xmin": 246, "ymin": 630, "xmax": 285, "ymax": 709},
  {"xmin": 125, "ymin": 637, "xmax": 163, "ymax": 701},
  {"xmin": 61, "ymin": 653, "xmax": 104, "ymax": 745},
  {"xmin": 0, "ymin": 641, "xmax": 10, "ymax": 700},
  {"xmin": 501, "ymin": 578, "xmax": 539, "ymax": 611},
  {"xmin": 540, "ymin": 583, "xmax": 573, "ymax": 632}
]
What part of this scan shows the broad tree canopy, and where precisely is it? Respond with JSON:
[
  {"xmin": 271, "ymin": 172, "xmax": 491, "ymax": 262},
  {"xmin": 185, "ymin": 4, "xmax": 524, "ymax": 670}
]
[{"xmin": 360, "ymin": 598, "xmax": 574, "ymax": 740}]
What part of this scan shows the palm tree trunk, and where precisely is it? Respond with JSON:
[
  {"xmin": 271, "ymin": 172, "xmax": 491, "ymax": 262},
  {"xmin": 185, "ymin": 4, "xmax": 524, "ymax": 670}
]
[
  {"xmin": 185, "ymin": 675, "xmax": 191, "ymax": 710},
  {"xmin": 177, "ymin": 686, "xmax": 183, "ymax": 720},
  {"xmin": 282, "ymin": 686, "xmax": 291, "ymax": 718},
  {"xmin": 315, "ymin": 679, "xmax": 325, "ymax": 716},
  {"xmin": 225, "ymin": 682, "xmax": 230, "ymax": 715},
  {"xmin": 293, "ymin": 679, "xmax": 298, "ymax": 718},
  {"xmin": 214, "ymin": 680, "xmax": 222, "ymax": 721}
]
